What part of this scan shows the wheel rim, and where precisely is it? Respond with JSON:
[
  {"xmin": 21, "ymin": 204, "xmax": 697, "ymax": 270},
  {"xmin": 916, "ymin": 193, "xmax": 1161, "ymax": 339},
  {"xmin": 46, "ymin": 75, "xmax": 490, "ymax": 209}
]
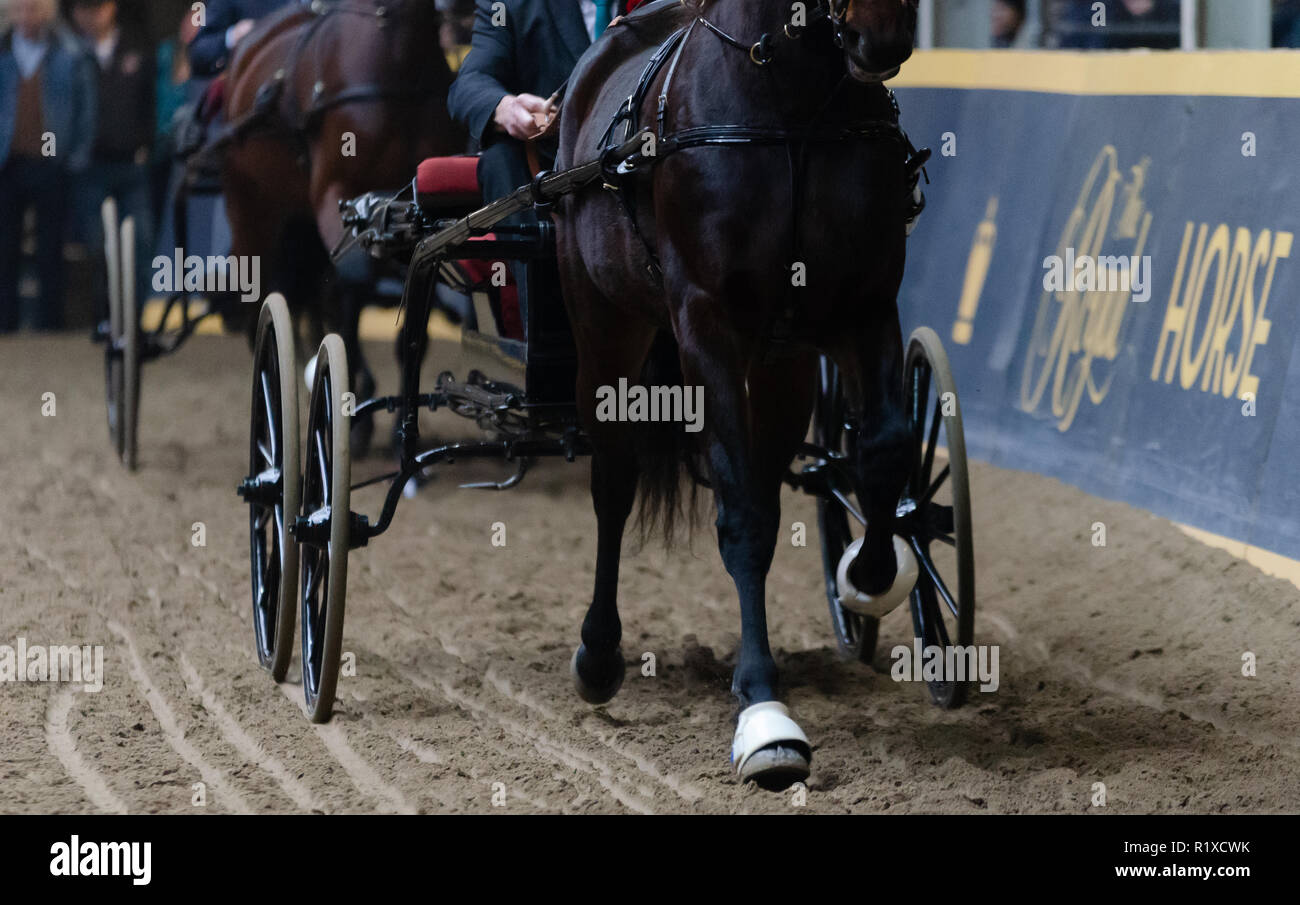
[
  {"xmin": 249, "ymin": 331, "xmax": 285, "ymax": 669},
  {"xmin": 901, "ymin": 329, "xmax": 975, "ymax": 709},
  {"xmin": 105, "ymin": 347, "xmax": 123, "ymax": 455},
  {"xmin": 299, "ymin": 337, "xmax": 348, "ymax": 720},
  {"xmin": 814, "ymin": 359, "xmax": 878, "ymax": 662},
  {"xmin": 301, "ymin": 361, "xmax": 334, "ymax": 705},
  {"xmin": 102, "ymin": 199, "xmax": 123, "ymax": 457}
]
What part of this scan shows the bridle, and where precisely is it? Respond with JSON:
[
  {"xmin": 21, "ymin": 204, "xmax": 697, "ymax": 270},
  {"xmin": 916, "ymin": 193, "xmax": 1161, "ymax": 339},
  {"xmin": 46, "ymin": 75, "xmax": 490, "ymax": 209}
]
[
  {"xmin": 693, "ymin": 0, "xmax": 916, "ymax": 68},
  {"xmin": 695, "ymin": 0, "xmax": 843, "ymax": 66},
  {"xmin": 827, "ymin": 0, "xmax": 852, "ymax": 48}
]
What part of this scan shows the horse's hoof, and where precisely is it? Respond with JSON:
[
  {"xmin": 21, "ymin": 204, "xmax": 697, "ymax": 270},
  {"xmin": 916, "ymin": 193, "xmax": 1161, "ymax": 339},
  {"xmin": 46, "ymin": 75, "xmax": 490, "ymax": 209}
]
[
  {"xmin": 740, "ymin": 745, "xmax": 811, "ymax": 791},
  {"xmin": 837, "ymin": 535, "xmax": 918, "ymax": 618},
  {"xmin": 571, "ymin": 645, "xmax": 625, "ymax": 705},
  {"xmin": 732, "ymin": 702, "xmax": 811, "ymax": 791}
]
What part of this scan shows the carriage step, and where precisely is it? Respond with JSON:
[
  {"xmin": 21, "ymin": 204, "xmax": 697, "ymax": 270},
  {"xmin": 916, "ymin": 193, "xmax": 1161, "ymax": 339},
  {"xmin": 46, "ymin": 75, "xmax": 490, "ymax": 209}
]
[{"xmin": 290, "ymin": 508, "xmax": 371, "ymax": 549}]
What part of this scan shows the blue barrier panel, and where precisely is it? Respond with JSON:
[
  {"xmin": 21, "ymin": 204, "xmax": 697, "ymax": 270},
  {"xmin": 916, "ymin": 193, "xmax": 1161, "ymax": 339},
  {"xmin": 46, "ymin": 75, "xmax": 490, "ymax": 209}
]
[{"xmin": 891, "ymin": 52, "xmax": 1300, "ymax": 558}]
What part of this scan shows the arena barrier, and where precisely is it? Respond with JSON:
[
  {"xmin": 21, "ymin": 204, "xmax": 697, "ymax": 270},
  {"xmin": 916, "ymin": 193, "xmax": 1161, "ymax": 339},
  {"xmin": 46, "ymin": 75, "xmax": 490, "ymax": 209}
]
[{"xmin": 892, "ymin": 51, "xmax": 1300, "ymax": 560}]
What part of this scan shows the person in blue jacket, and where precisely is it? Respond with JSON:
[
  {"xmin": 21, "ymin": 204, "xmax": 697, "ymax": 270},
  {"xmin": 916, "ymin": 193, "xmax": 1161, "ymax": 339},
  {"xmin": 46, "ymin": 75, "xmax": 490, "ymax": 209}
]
[{"xmin": 187, "ymin": 0, "xmax": 292, "ymax": 78}]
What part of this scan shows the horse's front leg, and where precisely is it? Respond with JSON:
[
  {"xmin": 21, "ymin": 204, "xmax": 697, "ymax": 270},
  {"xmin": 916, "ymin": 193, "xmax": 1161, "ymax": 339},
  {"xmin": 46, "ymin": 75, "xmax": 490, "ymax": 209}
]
[
  {"xmin": 830, "ymin": 303, "xmax": 915, "ymax": 609},
  {"xmin": 677, "ymin": 297, "xmax": 814, "ymax": 790}
]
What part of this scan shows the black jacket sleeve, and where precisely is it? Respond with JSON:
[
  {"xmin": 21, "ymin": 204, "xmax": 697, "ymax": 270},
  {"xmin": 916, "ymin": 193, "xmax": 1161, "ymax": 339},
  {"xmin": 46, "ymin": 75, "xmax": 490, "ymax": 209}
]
[
  {"xmin": 447, "ymin": 0, "xmax": 519, "ymax": 148},
  {"xmin": 188, "ymin": 0, "xmax": 241, "ymax": 77}
]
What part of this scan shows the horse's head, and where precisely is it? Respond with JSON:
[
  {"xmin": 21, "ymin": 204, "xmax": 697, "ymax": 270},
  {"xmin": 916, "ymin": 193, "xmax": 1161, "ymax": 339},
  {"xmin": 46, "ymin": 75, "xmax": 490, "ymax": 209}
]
[{"xmin": 831, "ymin": 0, "xmax": 918, "ymax": 83}]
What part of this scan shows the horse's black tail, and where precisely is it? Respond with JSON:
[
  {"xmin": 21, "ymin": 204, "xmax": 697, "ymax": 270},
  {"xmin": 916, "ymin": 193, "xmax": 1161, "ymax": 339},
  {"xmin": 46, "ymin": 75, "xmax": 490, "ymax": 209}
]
[{"xmin": 634, "ymin": 330, "xmax": 704, "ymax": 547}]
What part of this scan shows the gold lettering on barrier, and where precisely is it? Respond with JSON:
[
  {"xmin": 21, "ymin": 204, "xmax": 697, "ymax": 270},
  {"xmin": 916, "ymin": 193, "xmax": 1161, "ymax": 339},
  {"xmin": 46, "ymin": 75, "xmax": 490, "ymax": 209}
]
[
  {"xmin": 1150, "ymin": 222, "xmax": 1290, "ymax": 401},
  {"xmin": 1020, "ymin": 147, "xmax": 1151, "ymax": 432}
]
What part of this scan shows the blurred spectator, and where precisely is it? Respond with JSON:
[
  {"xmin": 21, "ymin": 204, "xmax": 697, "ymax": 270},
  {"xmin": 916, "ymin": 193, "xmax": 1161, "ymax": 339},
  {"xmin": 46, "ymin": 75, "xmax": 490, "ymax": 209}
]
[
  {"xmin": 1050, "ymin": 0, "xmax": 1180, "ymax": 49},
  {"xmin": 71, "ymin": 0, "xmax": 154, "ymax": 312},
  {"xmin": 1275, "ymin": 0, "xmax": 1300, "ymax": 47},
  {"xmin": 0, "ymin": 0, "xmax": 97, "ymax": 333},
  {"xmin": 439, "ymin": 0, "xmax": 475, "ymax": 70},
  {"xmin": 187, "ymin": 0, "xmax": 289, "ymax": 78},
  {"xmin": 993, "ymin": 0, "xmax": 1026, "ymax": 47},
  {"xmin": 151, "ymin": 10, "xmax": 197, "ymax": 226}
]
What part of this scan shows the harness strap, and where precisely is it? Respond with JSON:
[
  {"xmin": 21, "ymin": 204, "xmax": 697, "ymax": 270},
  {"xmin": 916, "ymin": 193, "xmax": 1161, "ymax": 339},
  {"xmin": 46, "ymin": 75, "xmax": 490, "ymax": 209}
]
[{"xmin": 190, "ymin": 1, "xmax": 436, "ymax": 171}]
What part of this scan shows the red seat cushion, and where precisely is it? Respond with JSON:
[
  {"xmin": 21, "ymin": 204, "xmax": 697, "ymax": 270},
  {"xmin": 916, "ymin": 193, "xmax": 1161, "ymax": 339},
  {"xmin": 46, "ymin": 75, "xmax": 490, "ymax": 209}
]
[{"xmin": 416, "ymin": 156, "xmax": 481, "ymax": 205}]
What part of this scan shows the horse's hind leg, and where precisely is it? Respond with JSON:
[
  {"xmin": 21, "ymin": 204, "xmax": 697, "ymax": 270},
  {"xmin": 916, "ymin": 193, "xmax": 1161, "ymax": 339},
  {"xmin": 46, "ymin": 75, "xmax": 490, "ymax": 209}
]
[
  {"xmin": 677, "ymin": 302, "xmax": 815, "ymax": 790},
  {"xmin": 831, "ymin": 305, "xmax": 913, "ymax": 603}
]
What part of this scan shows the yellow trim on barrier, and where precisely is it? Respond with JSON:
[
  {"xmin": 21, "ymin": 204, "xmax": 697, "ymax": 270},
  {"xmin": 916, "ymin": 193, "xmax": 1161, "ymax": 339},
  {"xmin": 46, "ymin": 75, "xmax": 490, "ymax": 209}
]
[
  {"xmin": 890, "ymin": 49, "xmax": 1300, "ymax": 98},
  {"xmin": 139, "ymin": 299, "xmax": 463, "ymax": 343},
  {"xmin": 1177, "ymin": 525, "xmax": 1300, "ymax": 594}
]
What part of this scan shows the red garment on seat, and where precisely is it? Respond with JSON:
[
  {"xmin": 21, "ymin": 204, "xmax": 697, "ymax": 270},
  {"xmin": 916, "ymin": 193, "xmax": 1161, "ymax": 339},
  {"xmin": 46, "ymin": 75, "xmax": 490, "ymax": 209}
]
[{"xmin": 455, "ymin": 238, "xmax": 524, "ymax": 342}]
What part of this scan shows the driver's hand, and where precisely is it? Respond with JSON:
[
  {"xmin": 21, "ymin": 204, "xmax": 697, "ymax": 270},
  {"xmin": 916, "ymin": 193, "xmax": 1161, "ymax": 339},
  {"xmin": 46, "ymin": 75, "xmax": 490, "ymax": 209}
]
[{"xmin": 494, "ymin": 93, "xmax": 550, "ymax": 141}]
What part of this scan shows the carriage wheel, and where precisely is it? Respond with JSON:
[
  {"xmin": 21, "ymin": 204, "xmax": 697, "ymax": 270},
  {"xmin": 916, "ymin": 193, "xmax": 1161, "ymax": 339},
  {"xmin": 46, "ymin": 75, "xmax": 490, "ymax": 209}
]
[
  {"xmin": 901, "ymin": 327, "xmax": 975, "ymax": 709},
  {"xmin": 119, "ymin": 217, "xmax": 140, "ymax": 471},
  {"xmin": 813, "ymin": 358, "xmax": 880, "ymax": 664},
  {"xmin": 101, "ymin": 202, "xmax": 140, "ymax": 470},
  {"xmin": 241, "ymin": 294, "xmax": 301, "ymax": 682},
  {"xmin": 102, "ymin": 199, "xmax": 124, "ymax": 459},
  {"xmin": 298, "ymin": 334, "xmax": 351, "ymax": 722}
]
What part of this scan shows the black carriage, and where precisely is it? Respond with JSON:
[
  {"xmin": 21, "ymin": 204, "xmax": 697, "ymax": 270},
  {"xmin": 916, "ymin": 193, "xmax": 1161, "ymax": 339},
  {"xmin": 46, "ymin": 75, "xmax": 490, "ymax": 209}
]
[{"xmin": 238, "ymin": 133, "xmax": 975, "ymax": 722}]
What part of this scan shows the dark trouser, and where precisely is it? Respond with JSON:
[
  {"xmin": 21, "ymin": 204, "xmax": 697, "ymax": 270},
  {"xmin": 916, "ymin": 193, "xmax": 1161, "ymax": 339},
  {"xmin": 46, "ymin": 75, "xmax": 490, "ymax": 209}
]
[
  {"xmin": 0, "ymin": 156, "xmax": 70, "ymax": 332},
  {"xmin": 77, "ymin": 159, "xmax": 156, "ymax": 323}
]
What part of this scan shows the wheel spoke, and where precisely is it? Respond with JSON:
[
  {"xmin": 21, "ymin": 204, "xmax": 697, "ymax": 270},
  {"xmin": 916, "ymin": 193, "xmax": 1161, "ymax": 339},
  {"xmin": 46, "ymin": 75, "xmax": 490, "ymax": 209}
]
[
  {"xmin": 916, "ymin": 575, "xmax": 952, "ymax": 648},
  {"xmin": 915, "ymin": 544, "xmax": 960, "ymax": 620},
  {"xmin": 314, "ymin": 431, "xmax": 329, "ymax": 501},
  {"xmin": 910, "ymin": 363, "xmax": 931, "ymax": 489},
  {"xmin": 922, "ymin": 395, "xmax": 943, "ymax": 488},
  {"xmin": 920, "ymin": 464, "xmax": 950, "ymax": 505},
  {"xmin": 304, "ymin": 555, "xmax": 324, "ymax": 604},
  {"xmin": 257, "ymin": 441, "xmax": 273, "ymax": 467},
  {"xmin": 311, "ymin": 590, "xmax": 328, "ymax": 649},
  {"xmin": 260, "ymin": 371, "xmax": 277, "ymax": 460}
]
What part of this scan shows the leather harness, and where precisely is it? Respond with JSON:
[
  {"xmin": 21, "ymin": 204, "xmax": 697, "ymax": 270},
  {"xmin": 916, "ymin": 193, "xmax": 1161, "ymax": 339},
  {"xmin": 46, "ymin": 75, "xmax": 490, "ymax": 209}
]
[
  {"xmin": 197, "ymin": 0, "xmax": 439, "ymax": 168},
  {"xmin": 591, "ymin": 1, "xmax": 930, "ymax": 350}
]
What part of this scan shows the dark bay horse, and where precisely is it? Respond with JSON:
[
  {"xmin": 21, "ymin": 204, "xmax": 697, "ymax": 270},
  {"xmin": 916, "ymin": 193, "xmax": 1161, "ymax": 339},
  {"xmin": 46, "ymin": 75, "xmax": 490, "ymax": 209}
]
[
  {"xmin": 556, "ymin": 0, "xmax": 918, "ymax": 789},
  {"xmin": 219, "ymin": 0, "xmax": 465, "ymax": 451}
]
